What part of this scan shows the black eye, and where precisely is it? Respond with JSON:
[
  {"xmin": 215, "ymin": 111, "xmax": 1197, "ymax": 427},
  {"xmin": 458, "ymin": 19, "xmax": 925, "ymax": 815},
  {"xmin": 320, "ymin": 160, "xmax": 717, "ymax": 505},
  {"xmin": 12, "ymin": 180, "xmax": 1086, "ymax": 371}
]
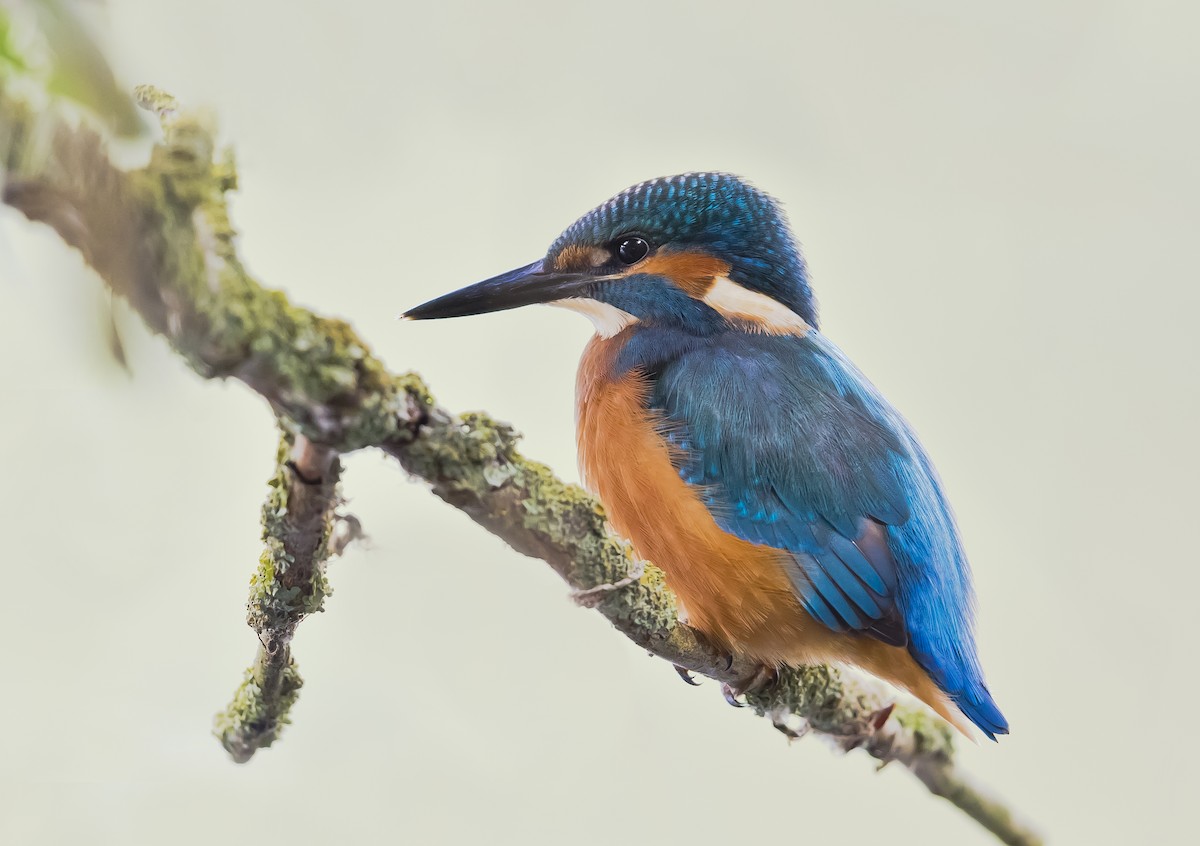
[{"xmin": 615, "ymin": 236, "xmax": 650, "ymax": 265}]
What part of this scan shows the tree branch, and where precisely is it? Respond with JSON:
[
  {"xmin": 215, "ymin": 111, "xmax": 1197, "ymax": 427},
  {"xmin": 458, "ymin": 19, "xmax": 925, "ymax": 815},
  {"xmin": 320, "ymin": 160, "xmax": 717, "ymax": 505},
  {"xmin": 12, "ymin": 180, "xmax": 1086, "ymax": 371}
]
[
  {"xmin": 0, "ymin": 81, "xmax": 1041, "ymax": 846},
  {"xmin": 214, "ymin": 432, "xmax": 342, "ymax": 762}
]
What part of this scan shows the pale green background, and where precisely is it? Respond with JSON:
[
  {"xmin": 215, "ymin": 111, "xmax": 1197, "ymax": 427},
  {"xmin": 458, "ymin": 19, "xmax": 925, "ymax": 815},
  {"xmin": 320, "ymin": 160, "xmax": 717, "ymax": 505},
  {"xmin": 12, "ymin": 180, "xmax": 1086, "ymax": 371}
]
[{"xmin": 1, "ymin": 1, "xmax": 1196, "ymax": 844}]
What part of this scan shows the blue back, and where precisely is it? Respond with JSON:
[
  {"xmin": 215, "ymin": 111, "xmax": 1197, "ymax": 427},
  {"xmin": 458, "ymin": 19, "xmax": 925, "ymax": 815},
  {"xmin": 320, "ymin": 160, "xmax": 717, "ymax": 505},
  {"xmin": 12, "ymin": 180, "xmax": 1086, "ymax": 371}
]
[{"xmin": 623, "ymin": 328, "xmax": 1008, "ymax": 739}]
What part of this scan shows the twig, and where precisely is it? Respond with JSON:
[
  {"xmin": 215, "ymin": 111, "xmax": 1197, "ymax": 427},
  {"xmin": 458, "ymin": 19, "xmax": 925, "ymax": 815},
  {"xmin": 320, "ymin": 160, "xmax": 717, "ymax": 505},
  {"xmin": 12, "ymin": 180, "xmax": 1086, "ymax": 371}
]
[
  {"xmin": 214, "ymin": 432, "xmax": 342, "ymax": 762},
  {"xmin": 570, "ymin": 558, "xmax": 647, "ymax": 606}
]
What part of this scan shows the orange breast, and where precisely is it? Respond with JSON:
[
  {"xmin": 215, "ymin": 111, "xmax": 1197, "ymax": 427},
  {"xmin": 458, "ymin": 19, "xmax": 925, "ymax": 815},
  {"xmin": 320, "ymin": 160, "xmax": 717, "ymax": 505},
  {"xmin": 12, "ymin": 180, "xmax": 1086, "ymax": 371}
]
[{"xmin": 575, "ymin": 332, "xmax": 818, "ymax": 665}]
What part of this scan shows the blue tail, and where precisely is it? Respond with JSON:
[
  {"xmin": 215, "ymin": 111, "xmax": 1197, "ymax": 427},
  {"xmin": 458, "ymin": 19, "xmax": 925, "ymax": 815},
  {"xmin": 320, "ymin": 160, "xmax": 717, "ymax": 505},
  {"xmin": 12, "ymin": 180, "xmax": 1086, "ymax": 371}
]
[
  {"xmin": 885, "ymin": 443, "xmax": 1009, "ymax": 740},
  {"xmin": 912, "ymin": 633, "xmax": 1010, "ymax": 740},
  {"xmin": 953, "ymin": 681, "xmax": 1010, "ymax": 740}
]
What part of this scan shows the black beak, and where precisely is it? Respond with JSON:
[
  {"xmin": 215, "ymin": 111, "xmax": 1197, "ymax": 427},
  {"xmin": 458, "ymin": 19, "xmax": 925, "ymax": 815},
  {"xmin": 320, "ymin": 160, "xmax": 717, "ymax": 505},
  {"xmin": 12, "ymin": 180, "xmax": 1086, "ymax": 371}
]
[{"xmin": 403, "ymin": 260, "xmax": 595, "ymax": 320}]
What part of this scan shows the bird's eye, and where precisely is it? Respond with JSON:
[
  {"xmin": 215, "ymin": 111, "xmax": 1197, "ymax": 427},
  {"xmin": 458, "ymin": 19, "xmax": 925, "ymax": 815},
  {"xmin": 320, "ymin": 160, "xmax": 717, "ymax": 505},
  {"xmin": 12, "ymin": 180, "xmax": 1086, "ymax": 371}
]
[{"xmin": 615, "ymin": 236, "xmax": 650, "ymax": 265}]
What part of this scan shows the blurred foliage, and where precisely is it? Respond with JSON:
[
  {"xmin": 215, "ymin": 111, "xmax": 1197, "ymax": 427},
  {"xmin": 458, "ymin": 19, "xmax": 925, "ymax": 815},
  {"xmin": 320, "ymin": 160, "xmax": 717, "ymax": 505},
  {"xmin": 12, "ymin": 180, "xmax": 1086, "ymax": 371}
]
[
  {"xmin": 1, "ymin": 0, "xmax": 141, "ymax": 374},
  {"xmin": 0, "ymin": 0, "xmax": 142, "ymax": 136},
  {"xmin": 0, "ymin": 12, "xmax": 30, "ymax": 71}
]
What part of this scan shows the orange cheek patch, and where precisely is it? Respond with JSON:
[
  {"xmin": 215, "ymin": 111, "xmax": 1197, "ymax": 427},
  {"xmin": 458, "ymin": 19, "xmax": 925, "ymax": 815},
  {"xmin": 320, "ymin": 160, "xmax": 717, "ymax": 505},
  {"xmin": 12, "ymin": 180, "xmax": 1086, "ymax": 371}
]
[
  {"xmin": 631, "ymin": 251, "xmax": 731, "ymax": 297},
  {"xmin": 553, "ymin": 244, "xmax": 609, "ymax": 272}
]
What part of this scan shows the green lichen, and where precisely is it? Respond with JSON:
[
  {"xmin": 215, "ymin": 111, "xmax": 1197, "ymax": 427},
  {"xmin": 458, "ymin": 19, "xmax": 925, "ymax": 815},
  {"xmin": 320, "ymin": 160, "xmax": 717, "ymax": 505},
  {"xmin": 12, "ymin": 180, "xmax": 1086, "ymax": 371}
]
[
  {"xmin": 127, "ymin": 101, "xmax": 407, "ymax": 451},
  {"xmin": 744, "ymin": 663, "xmax": 957, "ymax": 760},
  {"xmin": 518, "ymin": 458, "xmax": 605, "ymax": 551},
  {"xmin": 213, "ymin": 657, "xmax": 304, "ymax": 763},
  {"xmin": 396, "ymin": 371, "xmax": 435, "ymax": 415},
  {"xmin": 247, "ymin": 433, "xmax": 336, "ymax": 636},
  {"xmin": 399, "ymin": 410, "xmax": 515, "ymax": 492},
  {"xmin": 221, "ymin": 430, "xmax": 338, "ymax": 762},
  {"xmin": 247, "ymin": 541, "xmax": 333, "ymax": 634},
  {"xmin": 133, "ymin": 84, "xmax": 178, "ymax": 123},
  {"xmin": 747, "ymin": 664, "xmax": 851, "ymax": 727},
  {"xmin": 247, "ymin": 444, "xmax": 293, "ymax": 634},
  {"xmin": 602, "ymin": 560, "xmax": 680, "ymax": 635},
  {"xmin": 894, "ymin": 704, "xmax": 956, "ymax": 758},
  {"xmin": 396, "ymin": 404, "xmax": 677, "ymax": 640}
]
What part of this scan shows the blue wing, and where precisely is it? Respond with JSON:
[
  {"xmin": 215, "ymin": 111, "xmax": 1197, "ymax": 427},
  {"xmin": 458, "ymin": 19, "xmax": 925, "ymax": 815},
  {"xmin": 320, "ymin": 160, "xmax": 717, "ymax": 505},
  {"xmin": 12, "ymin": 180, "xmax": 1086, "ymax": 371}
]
[{"xmin": 643, "ymin": 330, "xmax": 1008, "ymax": 737}]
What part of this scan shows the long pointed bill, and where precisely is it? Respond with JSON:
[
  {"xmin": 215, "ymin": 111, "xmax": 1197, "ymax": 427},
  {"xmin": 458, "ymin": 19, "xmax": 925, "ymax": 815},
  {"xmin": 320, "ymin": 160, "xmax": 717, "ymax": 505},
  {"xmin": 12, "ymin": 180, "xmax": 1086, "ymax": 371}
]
[{"xmin": 402, "ymin": 260, "xmax": 596, "ymax": 320}]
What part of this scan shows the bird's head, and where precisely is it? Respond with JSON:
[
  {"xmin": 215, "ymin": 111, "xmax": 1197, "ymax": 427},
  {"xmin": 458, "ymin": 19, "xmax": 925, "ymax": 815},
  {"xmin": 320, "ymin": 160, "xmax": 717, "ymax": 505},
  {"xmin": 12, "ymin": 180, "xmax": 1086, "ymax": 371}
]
[{"xmin": 404, "ymin": 173, "xmax": 817, "ymax": 337}]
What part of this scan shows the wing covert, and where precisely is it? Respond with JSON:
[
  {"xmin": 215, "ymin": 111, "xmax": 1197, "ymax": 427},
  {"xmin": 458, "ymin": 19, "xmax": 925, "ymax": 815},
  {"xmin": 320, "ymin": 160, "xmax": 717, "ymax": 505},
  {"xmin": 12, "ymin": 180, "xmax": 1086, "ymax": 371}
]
[{"xmin": 651, "ymin": 332, "xmax": 915, "ymax": 645}]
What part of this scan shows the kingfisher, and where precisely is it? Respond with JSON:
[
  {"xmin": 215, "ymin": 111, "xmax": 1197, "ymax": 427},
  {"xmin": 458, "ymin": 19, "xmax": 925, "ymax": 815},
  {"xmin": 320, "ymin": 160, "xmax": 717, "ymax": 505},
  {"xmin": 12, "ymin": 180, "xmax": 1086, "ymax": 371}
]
[{"xmin": 404, "ymin": 173, "xmax": 1008, "ymax": 740}]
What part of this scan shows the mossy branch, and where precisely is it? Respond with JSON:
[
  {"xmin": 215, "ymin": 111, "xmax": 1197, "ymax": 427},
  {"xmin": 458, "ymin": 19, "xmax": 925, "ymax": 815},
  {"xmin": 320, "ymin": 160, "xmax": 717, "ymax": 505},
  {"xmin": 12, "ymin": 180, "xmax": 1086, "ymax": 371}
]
[
  {"xmin": 214, "ymin": 431, "xmax": 342, "ymax": 762},
  {"xmin": 0, "ymin": 81, "xmax": 1041, "ymax": 846}
]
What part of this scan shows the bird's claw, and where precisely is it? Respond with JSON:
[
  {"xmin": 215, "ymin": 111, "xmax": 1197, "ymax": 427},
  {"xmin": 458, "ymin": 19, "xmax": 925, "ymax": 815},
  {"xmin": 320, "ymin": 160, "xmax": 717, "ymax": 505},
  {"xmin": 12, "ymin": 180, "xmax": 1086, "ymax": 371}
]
[
  {"xmin": 688, "ymin": 628, "xmax": 735, "ymax": 673},
  {"xmin": 673, "ymin": 665, "xmax": 701, "ymax": 686},
  {"xmin": 721, "ymin": 664, "xmax": 778, "ymax": 708}
]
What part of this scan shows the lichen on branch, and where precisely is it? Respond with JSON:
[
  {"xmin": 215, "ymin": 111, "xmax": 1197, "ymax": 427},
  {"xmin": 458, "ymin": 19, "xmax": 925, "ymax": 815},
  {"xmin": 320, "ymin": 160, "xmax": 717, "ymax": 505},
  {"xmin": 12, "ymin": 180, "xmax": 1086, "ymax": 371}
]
[{"xmin": 214, "ymin": 430, "xmax": 342, "ymax": 762}]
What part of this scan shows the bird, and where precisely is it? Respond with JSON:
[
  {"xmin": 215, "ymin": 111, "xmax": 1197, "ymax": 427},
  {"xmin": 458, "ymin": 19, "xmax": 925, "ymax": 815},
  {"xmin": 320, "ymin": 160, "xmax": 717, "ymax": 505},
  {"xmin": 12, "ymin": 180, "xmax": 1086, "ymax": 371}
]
[{"xmin": 403, "ymin": 173, "xmax": 1008, "ymax": 740}]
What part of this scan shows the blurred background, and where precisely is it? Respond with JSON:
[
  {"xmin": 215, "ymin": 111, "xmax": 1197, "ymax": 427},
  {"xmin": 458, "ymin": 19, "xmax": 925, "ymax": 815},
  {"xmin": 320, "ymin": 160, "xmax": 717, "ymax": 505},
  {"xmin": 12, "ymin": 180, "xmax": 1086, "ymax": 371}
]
[{"xmin": 2, "ymin": 1, "xmax": 1197, "ymax": 843}]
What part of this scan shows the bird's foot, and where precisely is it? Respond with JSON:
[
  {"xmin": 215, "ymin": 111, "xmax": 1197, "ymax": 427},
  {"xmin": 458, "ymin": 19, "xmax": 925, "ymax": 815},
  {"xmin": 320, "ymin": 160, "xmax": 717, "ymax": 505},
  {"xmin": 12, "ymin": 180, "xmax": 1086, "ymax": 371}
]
[
  {"xmin": 721, "ymin": 664, "xmax": 779, "ymax": 708},
  {"xmin": 569, "ymin": 559, "xmax": 646, "ymax": 608},
  {"xmin": 686, "ymin": 628, "xmax": 736, "ymax": 674}
]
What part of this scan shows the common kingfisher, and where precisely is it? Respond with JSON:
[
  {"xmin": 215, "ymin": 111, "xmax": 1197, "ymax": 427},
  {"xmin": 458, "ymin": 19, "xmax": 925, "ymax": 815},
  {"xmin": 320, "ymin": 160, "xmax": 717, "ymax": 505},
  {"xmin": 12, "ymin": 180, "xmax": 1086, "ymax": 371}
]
[{"xmin": 404, "ymin": 173, "xmax": 1008, "ymax": 739}]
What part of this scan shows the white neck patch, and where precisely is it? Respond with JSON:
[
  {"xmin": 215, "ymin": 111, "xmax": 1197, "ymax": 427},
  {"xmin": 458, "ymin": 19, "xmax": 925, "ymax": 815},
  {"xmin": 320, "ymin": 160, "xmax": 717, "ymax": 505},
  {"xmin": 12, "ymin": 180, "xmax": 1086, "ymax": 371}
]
[
  {"xmin": 550, "ymin": 298, "xmax": 638, "ymax": 338},
  {"xmin": 702, "ymin": 277, "xmax": 810, "ymax": 335}
]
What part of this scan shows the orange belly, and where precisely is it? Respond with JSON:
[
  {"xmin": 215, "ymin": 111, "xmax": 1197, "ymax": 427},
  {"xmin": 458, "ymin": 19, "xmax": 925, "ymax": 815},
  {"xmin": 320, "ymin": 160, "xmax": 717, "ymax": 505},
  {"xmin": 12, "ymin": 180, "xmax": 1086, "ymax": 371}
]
[{"xmin": 575, "ymin": 332, "xmax": 971, "ymax": 734}]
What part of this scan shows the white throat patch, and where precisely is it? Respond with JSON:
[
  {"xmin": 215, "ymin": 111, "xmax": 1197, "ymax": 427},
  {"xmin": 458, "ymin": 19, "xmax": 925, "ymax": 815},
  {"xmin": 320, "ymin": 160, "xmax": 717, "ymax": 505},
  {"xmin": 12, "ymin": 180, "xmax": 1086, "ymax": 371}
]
[
  {"xmin": 702, "ymin": 277, "xmax": 810, "ymax": 335},
  {"xmin": 550, "ymin": 298, "xmax": 638, "ymax": 338}
]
